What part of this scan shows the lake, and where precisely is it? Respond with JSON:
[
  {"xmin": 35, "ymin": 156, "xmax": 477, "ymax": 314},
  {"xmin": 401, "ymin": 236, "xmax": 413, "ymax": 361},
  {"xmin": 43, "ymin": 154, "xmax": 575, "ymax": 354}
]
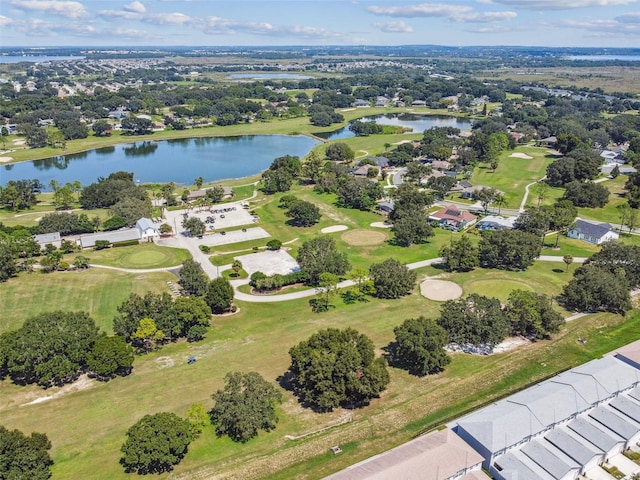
[
  {"xmin": 317, "ymin": 113, "xmax": 473, "ymax": 140},
  {"xmin": 0, "ymin": 135, "xmax": 320, "ymax": 187},
  {"xmin": 0, "ymin": 55, "xmax": 85, "ymax": 64},
  {"xmin": 566, "ymin": 55, "xmax": 640, "ymax": 61},
  {"xmin": 227, "ymin": 73, "xmax": 313, "ymax": 80}
]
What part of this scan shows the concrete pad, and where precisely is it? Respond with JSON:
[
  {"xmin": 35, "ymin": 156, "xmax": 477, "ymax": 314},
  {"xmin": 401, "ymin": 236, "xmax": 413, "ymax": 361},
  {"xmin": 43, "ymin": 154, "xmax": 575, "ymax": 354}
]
[
  {"xmin": 608, "ymin": 454, "xmax": 640, "ymax": 476},
  {"xmin": 420, "ymin": 279, "xmax": 463, "ymax": 301},
  {"xmin": 586, "ymin": 466, "xmax": 617, "ymax": 480},
  {"xmin": 321, "ymin": 225, "xmax": 348, "ymax": 234},
  {"xmin": 234, "ymin": 250, "xmax": 300, "ymax": 276},
  {"xmin": 196, "ymin": 227, "xmax": 270, "ymax": 247}
]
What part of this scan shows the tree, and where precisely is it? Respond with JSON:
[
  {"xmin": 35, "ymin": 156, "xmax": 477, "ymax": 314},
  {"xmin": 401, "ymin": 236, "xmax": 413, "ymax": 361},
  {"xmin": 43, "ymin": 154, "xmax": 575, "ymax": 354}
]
[
  {"xmin": 0, "ymin": 240, "xmax": 17, "ymax": 282},
  {"xmin": 478, "ymin": 230, "xmax": 541, "ymax": 271},
  {"xmin": 313, "ymin": 272, "xmax": 339, "ymax": 312},
  {"xmin": 427, "ymin": 176, "xmax": 456, "ymax": 199},
  {"xmin": 110, "ymin": 196, "xmax": 152, "ymax": 225},
  {"xmin": 182, "ymin": 216, "xmax": 206, "ymax": 237},
  {"xmin": 286, "ymin": 200, "xmax": 321, "ymax": 227},
  {"xmin": 561, "ymin": 264, "xmax": 632, "ymax": 314},
  {"xmin": 205, "ymin": 185, "xmax": 225, "ymax": 203},
  {"xmin": 131, "ymin": 317, "xmax": 166, "ymax": 353},
  {"xmin": 439, "ymin": 235, "xmax": 479, "ymax": 271},
  {"xmin": 325, "ymin": 142, "xmax": 355, "ymax": 162},
  {"xmin": 0, "ymin": 426, "xmax": 53, "ymax": 480},
  {"xmin": 302, "ymin": 151, "xmax": 324, "ymax": 184},
  {"xmin": 474, "ymin": 187, "xmax": 498, "ymax": 215},
  {"xmin": 288, "ymin": 328, "xmax": 390, "ymax": 411},
  {"xmin": 194, "ymin": 176, "xmax": 204, "ymax": 190},
  {"xmin": 563, "ymin": 254, "xmax": 574, "ymax": 272},
  {"xmin": 391, "ymin": 317, "xmax": 451, "ymax": 376},
  {"xmin": 179, "ymin": 259, "xmax": 209, "ymax": 296},
  {"xmin": 185, "ymin": 403, "xmax": 209, "ymax": 437},
  {"xmin": 2, "ymin": 311, "xmax": 100, "ymax": 387},
  {"xmin": 86, "ymin": 336, "xmax": 134, "ymax": 380},
  {"xmin": 392, "ymin": 210, "xmax": 434, "ymax": 247},
  {"xmin": 120, "ymin": 412, "xmax": 193, "ymax": 474},
  {"xmin": 266, "ymin": 239, "xmax": 282, "ymax": 250},
  {"xmin": 92, "ymin": 119, "xmax": 112, "ymax": 136},
  {"xmin": 297, "ymin": 236, "xmax": 350, "ymax": 285},
  {"xmin": 437, "ymin": 294, "xmax": 510, "ymax": 347},
  {"xmin": 563, "ymin": 181, "xmax": 609, "ymax": 208},
  {"xmin": 505, "ymin": 290, "xmax": 564, "ymax": 340},
  {"xmin": 210, "ymin": 372, "xmax": 283, "ymax": 443},
  {"xmin": 231, "ymin": 259, "xmax": 243, "ymax": 277},
  {"xmin": 205, "ymin": 277, "xmax": 234, "ymax": 314},
  {"xmin": 336, "ymin": 176, "xmax": 384, "ymax": 210},
  {"xmin": 369, "ymin": 258, "xmax": 417, "ymax": 299}
]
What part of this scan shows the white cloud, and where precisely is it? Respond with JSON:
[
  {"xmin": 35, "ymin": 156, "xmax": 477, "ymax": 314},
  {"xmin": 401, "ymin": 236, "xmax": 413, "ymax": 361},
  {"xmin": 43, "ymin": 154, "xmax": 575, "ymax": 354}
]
[
  {"xmin": 20, "ymin": 18, "xmax": 95, "ymax": 36},
  {"xmin": 367, "ymin": 3, "xmax": 516, "ymax": 22},
  {"xmin": 111, "ymin": 27, "xmax": 158, "ymax": 39},
  {"xmin": 373, "ymin": 20, "xmax": 414, "ymax": 32},
  {"xmin": 488, "ymin": 0, "xmax": 638, "ymax": 8},
  {"xmin": 142, "ymin": 12, "xmax": 192, "ymax": 25},
  {"xmin": 198, "ymin": 16, "xmax": 340, "ymax": 38},
  {"xmin": 0, "ymin": 15, "xmax": 15, "ymax": 27},
  {"xmin": 547, "ymin": 17, "xmax": 640, "ymax": 34},
  {"xmin": 123, "ymin": 1, "xmax": 146, "ymax": 14},
  {"xmin": 10, "ymin": 0, "xmax": 89, "ymax": 19},
  {"xmin": 97, "ymin": 9, "xmax": 142, "ymax": 21}
]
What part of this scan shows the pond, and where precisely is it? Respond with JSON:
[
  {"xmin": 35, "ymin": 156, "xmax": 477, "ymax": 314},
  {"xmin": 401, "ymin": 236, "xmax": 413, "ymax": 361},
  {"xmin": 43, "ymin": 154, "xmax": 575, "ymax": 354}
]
[
  {"xmin": 227, "ymin": 73, "xmax": 313, "ymax": 80},
  {"xmin": 316, "ymin": 113, "xmax": 473, "ymax": 140},
  {"xmin": 0, "ymin": 135, "xmax": 320, "ymax": 187}
]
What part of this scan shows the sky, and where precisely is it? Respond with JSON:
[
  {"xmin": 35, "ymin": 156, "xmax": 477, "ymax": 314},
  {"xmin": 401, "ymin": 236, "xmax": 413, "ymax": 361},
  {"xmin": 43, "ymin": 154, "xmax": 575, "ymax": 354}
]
[{"xmin": 2, "ymin": 0, "xmax": 640, "ymax": 48}]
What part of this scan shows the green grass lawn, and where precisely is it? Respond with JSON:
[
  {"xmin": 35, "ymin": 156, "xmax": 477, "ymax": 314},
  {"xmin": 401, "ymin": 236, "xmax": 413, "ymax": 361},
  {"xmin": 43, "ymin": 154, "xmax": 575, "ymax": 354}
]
[
  {"xmin": 576, "ymin": 175, "xmax": 628, "ymax": 225},
  {"xmin": 0, "ymin": 269, "xmax": 174, "ymax": 334},
  {"xmin": 470, "ymin": 145, "xmax": 555, "ymax": 209},
  {"xmin": 79, "ymin": 243, "xmax": 191, "ymax": 269}
]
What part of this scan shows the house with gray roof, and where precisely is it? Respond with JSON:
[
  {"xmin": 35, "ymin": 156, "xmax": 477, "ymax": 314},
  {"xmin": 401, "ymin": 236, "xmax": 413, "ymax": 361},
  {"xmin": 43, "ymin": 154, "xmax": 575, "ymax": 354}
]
[
  {"xmin": 135, "ymin": 217, "xmax": 159, "ymax": 241},
  {"xmin": 567, "ymin": 218, "xmax": 618, "ymax": 245},
  {"xmin": 33, "ymin": 232, "xmax": 61, "ymax": 250},
  {"xmin": 476, "ymin": 215, "xmax": 516, "ymax": 231},
  {"xmin": 454, "ymin": 355, "xmax": 640, "ymax": 478},
  {"xmin": 79, "ymin": 229, "xmax": 140, "ymax": 249}
]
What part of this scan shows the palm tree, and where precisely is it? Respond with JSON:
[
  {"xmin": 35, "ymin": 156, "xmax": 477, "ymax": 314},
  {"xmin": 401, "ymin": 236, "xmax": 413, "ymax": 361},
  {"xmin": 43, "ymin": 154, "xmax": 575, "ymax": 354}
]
[
  {"xmin": 618, "ymin": 203, "xmax": 630, "ymax": 233},
  {"xmin": 563, "ymin": 255, "xmax": 574, "ymax": 272},
  {"xmin": 494, "ymin": 193, "xmax": 506, "ymax": 215}
]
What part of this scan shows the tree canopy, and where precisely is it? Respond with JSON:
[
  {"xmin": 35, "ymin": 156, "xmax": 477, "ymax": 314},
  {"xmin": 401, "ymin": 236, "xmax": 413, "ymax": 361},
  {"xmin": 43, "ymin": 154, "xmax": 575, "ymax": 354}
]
[
  {"xmin": 286, "ymin": 200, "xmax": 321, "ymax": 227},
  {"xmin": 369, "ymin": 258, "xmax": 417, "ymax": 299},
  {"xmin": 288, "ymin": 328, "xmax": 390, "ymax": 411},
  {"xmin": 120, "ymin": 412, "xmax": 193, "ymax": 474},
  {"xmin": 210, "ymin": 371, "xmax": 283, "ymax": 443},
  {"xmin": 86, "ymin": 336, "xmax": 134, "ymax": 380},
  {"xmin": 478, "ymin": 229, "xmax": 541, "ymax": 271},
  {"xmin": 505, "ymin": 290, "xmax": 564, "ymax": 340},
  {"xmin": 439, "ymin": 235, "xmax": 479, "ymax": 271},
  {"xmin": 205, "ymin": 277, "xmax": 234, "ymax": 314},
  {"xmin": 437, "ymin": 294, "xmax": 510, "ymax": 347},
  {"xmin": 0, "ymin": 426, "xmax": 53, "ymax": 480},
  {"xmin": 391, "ymin": 316, "xmax": 451, "ymax": 376},
  {"xmin": 297, "ymin": 236, "xmax": 350, "ymax": 285}
]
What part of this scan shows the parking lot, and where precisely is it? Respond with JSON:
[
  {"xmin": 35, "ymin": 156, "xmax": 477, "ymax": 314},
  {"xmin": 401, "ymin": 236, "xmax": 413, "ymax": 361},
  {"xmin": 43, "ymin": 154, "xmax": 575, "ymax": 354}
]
[
  {"xmin": 164, "ymin": 201, "xmax": 259, "ymax": 236},
  {"xmin": 196, "ymin": 227, "xmax": 271, "ymax": 247},
  {"xmin": 234, "ymin": 250, "xmax": 300, "ymax": 276}
]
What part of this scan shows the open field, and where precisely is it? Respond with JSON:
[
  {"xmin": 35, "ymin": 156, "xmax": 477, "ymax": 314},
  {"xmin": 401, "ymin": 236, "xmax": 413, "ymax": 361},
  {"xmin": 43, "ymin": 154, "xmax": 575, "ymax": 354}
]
[
  {"xmin": 469, "ymin": 145, "xmax": 555, "ymax": 208},
  {"xmin": 479, "ymin": 65, "xmax": 640, "ymax": 94},
  {"xmin": 0, "ymin": 269, "xmax": 174, "ymax": 334}
]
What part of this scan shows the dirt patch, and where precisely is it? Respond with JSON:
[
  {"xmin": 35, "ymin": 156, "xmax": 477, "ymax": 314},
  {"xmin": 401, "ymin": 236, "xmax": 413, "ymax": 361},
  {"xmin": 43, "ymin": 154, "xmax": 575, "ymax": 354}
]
[
  {"xmin": 341, "ymin": 229, "xmax": 387, "ymax": 246},
  {"xmin": 155, "ymin": 356, "xmax": 175, "ymax": 369},
  {"xmin": 509, "ymin": 152, "xmax": 533, "ymax": 159},
  {"xmin": 21, "ymin": 375, "xmax": 95, "ymax": 406},
  {"xmin": 321, "ymin": 225, "xmax": 348, "ymax": 234},
  {"xmin": 420, "ymin": 279, "xmax": 463, "ymax": 301}
]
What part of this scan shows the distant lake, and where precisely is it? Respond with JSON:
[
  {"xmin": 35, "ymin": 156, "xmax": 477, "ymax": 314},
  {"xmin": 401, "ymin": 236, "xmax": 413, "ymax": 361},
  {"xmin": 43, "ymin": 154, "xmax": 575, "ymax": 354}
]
[
  {"xmin": 227, "ymin": 73, "xmax": 313, "ymax": 80},
  {"xmin": 567, "ymin": 55, "xmax": 640, "ymax": 61},
  {"xmin": 0, "ymin": 135, "xmax": 320, "ymax": 187},
  {"xmin": 0, "ymin": 55, "xmax": 85, "ymax": 64},
  {"xmin": 317, "ymin": 113, "xmax": 473, "ymax": 140}
]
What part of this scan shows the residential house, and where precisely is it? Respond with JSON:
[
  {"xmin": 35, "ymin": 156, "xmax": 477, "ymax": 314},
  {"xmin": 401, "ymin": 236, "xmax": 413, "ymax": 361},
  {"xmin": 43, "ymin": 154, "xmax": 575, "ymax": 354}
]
[
  {"xmin": 450, "ymin": 180, "xmax": 473, "ymax": 194},
  {"xmin": 538, "ymin": 136, "xmax": 557, "ymax": 148},
  {"xmin": 375, "ymin": 96, "xmax": 389, "ymax": 107},
  {"xmin": 368, "ymin": 156, "xmax": 390, "ymax": 169},
  {"xmin": 135, "ymin": 218, "xmax": 160, "ymax": 241},
  {"xmin": 377, "ymin": 199, "xmax": 395, "ymax": 214},
  {"xmin": 353, "ymin": 165, "xmax": 379, "ymax": 177},
  {"xmin": 411, "ymin": 100, "xmax": 427, "ymax": 107},
  {"xmin": 461, "ymin": 185, "xmax": 504, "ymax": 200},
  {"xmin": 33, "ymin": 232, "xmax": 61, "ymax": 250},
  {"xmin": 352, "ymin": 99, "xmax": 370, "ymax": 108},
  {"xmin": 454, "ymin": 355, "xmax": 640, "ymax": 480},
  {"xmin": 431, "ymin": 160, "xmax": 452, "ymax": 171},
  {"xmin": 78, "ymin": 229, "xmax": 140, "ymax": 249},
  {"xmin": 567, "ymin": 219, "xmax": 619, "ymax": 245},
  {"xmin": 476, "ymin": 215, "xmax": 517, "ymax": 231},
  {"xmin": 428, "ymin": 205, "xmax": 477, "ymax": 231},
  {"xmin": 324, "ymin": 428, "xmax": 484, "ymax": 480}
]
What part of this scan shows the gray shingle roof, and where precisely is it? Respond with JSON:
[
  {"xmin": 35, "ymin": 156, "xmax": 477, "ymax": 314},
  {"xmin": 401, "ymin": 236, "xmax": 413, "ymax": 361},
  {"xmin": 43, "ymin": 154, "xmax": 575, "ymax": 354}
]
[
  {"xmin": 493, "ymin": 451, "xmax": 555, "ymax": 480},
  {"xmin": 521, "ymin": 440, "xmax": 579, "ymax": 480},
  {"xmin": 571, "ymin": 219, "xmax": 613, "ymax": 239},
  {"xmin": 589, "ymin": 405, "xmax": 640, "ymax": 440},
  {"xmin": 610, "ymin": 395, "xmax": 640, "ymax": 423},
  {"xmin": 544, "ymin": 428, "xmax": 602, "ymax": 465},
  {"xmin": 79, "ymin": 229, "xmax": 140, "ymax": 248},
  {"xmin": 33, "ymin": 232, "xmax": 60, "ymax": 244},
  {"xmin": 568, "ymin": 417, "xmax": 623, "ymax": 452}
]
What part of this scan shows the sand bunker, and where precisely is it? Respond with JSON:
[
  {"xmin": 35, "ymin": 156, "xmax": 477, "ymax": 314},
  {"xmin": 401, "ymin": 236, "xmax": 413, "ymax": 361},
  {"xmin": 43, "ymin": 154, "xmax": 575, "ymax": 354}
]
[
  {"xmin": 0, "ymin": 156, "xmax": 13, "ymax": 163},
  {"xmin": 370, "ymin": 221, "xmax": 392, "ymax": 228},
  {"xmin": 509, "ymin": 152, "xmax": 533, "ymax": 159},
  {"xmin": 341, "ymin": 229, "xmax": 387, "ymax": 246},
  {"xmin": 321, "ymin": 225, "xmax": 348, "ymax": 234},
  {"xmin": 420, "ymin": 279, "xmax": 463, "ymax": 301}
]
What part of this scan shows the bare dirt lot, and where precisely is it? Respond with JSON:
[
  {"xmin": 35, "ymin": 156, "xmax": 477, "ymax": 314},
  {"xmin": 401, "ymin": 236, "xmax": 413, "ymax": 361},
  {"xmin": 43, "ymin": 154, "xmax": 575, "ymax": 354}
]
[{"xmin": 341, "ymin": 229, "xmax": 388, "ymax": 246}]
